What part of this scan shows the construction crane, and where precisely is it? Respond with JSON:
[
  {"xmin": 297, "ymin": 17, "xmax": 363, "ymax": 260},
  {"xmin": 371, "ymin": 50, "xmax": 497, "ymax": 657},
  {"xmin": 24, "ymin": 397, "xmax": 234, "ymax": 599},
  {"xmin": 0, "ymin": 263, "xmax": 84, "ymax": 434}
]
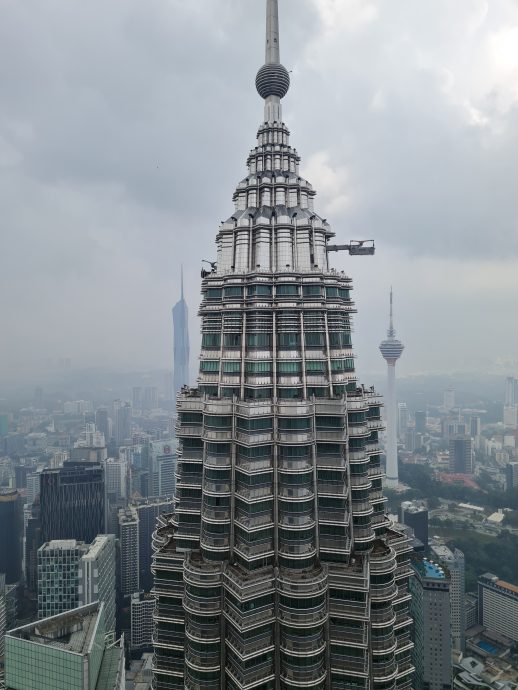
[{"xmin": 326, "ymin": 240, "xmax": 375, "ymax": 256}]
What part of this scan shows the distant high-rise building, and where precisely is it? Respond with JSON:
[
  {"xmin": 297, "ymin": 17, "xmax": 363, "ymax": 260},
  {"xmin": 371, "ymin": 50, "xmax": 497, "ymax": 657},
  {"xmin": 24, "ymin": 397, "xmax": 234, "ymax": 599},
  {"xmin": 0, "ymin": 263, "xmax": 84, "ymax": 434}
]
[
  {"xmin": 114, "ymin": 400, "xmax": 132, "ymax": 445},
  {"xmin": 506, "ymin": 461, "xmax": 518, "ymax": 491},
  {"xmin": 103, "ymin": 457, "xmax": 128, "ymax": 502},
  {"xmin": 400, "ymin": 500, "xmax": 429, "ymax": 550},
  {"xmin": 130, "ymin": 593, "xmax": 154, "ymax": 651},
  {"xmin": 443, "ymin": 387, "xmax": 455, "ymax": 412},
  {"xmin": 25, "ymin": 500, "xmax": 42, "ymax": 594},
  {"xmin": 505, "ymin": 376, "xmax": 518, "ymax": 406},
  {"xmin": 398, "ymin": 402, "xmax": 409, "ymax": 440},
  {"xmin": 0, "ymin": 573, "xmax": 6, "ymax": 660},
  {"xmin": 37, "ymin": 535, "xmax": 116, "ymax": 633},
  {"xmin": 172, "ymin": 267, "xmax": 190, "ymax": 403},
  {"xmin": 410, "ymin": 558, "xmax": 452, "ymax": 690},
  {"xmin": 379, "ymin": 289, "xmax": 405, "ymax": 487},
  {"xmin": 95, "ymin": 405, "xmax": 110, "ymax": 435},
  {"xmin": 469, "ymin": 415, "xmax": 481, "ymax": 438},
  {"xmin": 503, "ymin": 404, "xmax": 518, "ymax": 430},
  {"xmin": 465, "ymin": 593, "xmax": 478, "ymax": 630},
  {"xmin": 414, "ymin": 409, "xmax": 427, "ymax": 434},
  {"xmin": 118, "ymin": 507, "xmax": 139, "ymax": 597},
  {"xmin": 143, "ymin": 386, "xmax": 159, "ymax": 411},
  {"xmin": 71, "ymin": 422, "xmax": 108, "ymax": 463},
  {"xmin": 478, "ymin": 572, "xmax": 518, "ymax": 642},
  {"xmin": 40, "ymin": 462, "xmax": 105, "ymax": 544},
  {"xmin": 133, "ymin": 386, "xmax": 143, "ymax": 410},
  {"xmin": 149, "ymin": 440, "xmax": 176, "ymax": 498},
  {"xmin": 431, "ymin": 544, "xmax": 466, "ymax": 652},
  {"xmin": 5, "ymin": 602, "xmax": 125, "ymax": 690},
  {"xmin": 0, "ymin": 490, "xmax": 23, "ymax": 585},
  {"xmin": 449, "ymin": 435, "xmax": 474, "ymax": 475}
]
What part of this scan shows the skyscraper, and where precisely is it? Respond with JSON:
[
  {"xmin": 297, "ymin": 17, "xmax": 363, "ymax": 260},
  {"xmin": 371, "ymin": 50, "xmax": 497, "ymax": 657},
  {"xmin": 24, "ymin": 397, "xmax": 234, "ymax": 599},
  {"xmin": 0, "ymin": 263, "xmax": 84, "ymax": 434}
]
[
  {"xmin": 0, "ymin": 490, "xmax": 23, "ymax": 585},
  {"xmin": 40, "ymin": 462, "xmax": 105, "ymax": 544},
  {"xmin": 119, "ymin": 506, "xmax": 140, "ymax": 598},
  {"xmin": 114, "ymin": 399, "xmax": 132, "ymax": 445},
  {"xmin": 449, "ymin": 435, "xmax": 474, "ymax": 475},
  {"xmin": 379, "ymin": 289, "xmax": 405, "ymax": 488},
  {"xmin": 430, "ymin": 544, "xmax": 465, "ymax": 652},
  {"xmin": 152, "ymin": 2, "xmax": 414, "ymax": 688},
  {"xmin": 410, "ymin": 558, "xmax": 452, "ymax": 690},
  {"xmin": 172, "ymin": 267, "xmax": 190, "ymax": 403}
]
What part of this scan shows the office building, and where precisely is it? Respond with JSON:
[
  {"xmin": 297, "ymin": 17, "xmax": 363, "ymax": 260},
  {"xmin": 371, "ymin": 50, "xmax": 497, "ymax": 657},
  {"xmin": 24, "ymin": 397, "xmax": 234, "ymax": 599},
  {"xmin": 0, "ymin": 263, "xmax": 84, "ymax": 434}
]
[
  {"xmin": 0, "ymin": 490, "xmax": 23, "ymax": 584},
  {"xmin": 114, "ymin": 400, "xmax": 132, "ymax": 445},
  {"xmin": 103, "ymin": 457, "xmax": 128, "ymax": 502},
  {"xmin": 380, "ymin": 289, "xmax": 405, "ymax": 488},
  {"xmin": 152, "ymin": 2, "xmax": 414, "ymax": 688},
  {"xmin": 410, "ymin": 558, "xmax": 452, "ymax": 690},
  {"xmin": 449, "ymin": 436, "xmax": 474, "ymax": 475},
  {"xmin": 478, "ymin": 573, "xmax": 518, "ymax": 642},
  {"xmin": 465, "ymin": 594, "xmax": 478, "ymax": 630},
  {"xmin": 135, "ymin": 498, "xmax": 173, "ymax": 592},
  {"xmin": 398, "ymin": 402, "xmax": 409, "ymax": 440},
  {"xmin": 0, "ymin": 573, "xmax": 6, "ymax": 661},
  {"xmin": 506, "ymin": 461, "xmax": 518, "ymax": 491},
  {"xmin": 40, "ymin": 462, "xmax": 105, "ymax": 544},
  {"xmin": 71, "ymin": 423, "xmax": 107, "ymax": 463},
  {"xmin": 118, "ymin": 507, "xmax": 139, "ymax": 598},
  {"xmin": 37, "ymin": 535, "xmax": 116, "ymax": 633},
  {"xmin": 25, "ymin": 500, "xmax": 42, "ymax": 594},
  {"xmin": 431, "ymin": 544, "xmax": 466, "ymax": 652},
  {"xmin": 4, "ymin": 602, "xmax": 124, "ymax": 690},
  {"xmin": 148, "ymin": 440, "xmax": 175, "ymax": 498},
  {"xmin": 399, "ymin": 501, "xmax": 429, "ymax": 550},
  {"xmin": 130, "ymin": 593, "xmax": 154, "ymax": 651},
  {"xmin": 505, "ymin": 377, "xmax": 518, "ymax": 406},
  {"xmin": 444, "ymin": 387, "xmax": 456, "ymax": 412},
  {"xmin": 469, "ymin": 415, "xmax": 481, "ymax": 439},
  {"xmin": 95, "ymin": 407, "xmax": 110, "ymax": 442},
  {"xmin": 414, "ymin": 410, "xmax": 427, "ymax": 434},
  {"xmin": 172, "ymin": 267, "xmax": 190, "ymax": 404}
]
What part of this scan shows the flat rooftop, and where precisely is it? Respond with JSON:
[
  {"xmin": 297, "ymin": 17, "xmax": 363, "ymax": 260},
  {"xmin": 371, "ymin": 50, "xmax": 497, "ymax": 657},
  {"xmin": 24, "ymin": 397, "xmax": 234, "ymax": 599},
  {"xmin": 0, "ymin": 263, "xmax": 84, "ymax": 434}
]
[{"xmin": 7, "ymin": 603, "xmax": 101, "ymax": 656}]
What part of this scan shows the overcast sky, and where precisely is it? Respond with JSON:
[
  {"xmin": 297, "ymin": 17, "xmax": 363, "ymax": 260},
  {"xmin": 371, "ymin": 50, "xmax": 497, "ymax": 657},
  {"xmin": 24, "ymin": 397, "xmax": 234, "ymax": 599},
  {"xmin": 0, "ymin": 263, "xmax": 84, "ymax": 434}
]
[{"xmin": 1, "ymin": 0, "xmax": 518, "ymax": 383}]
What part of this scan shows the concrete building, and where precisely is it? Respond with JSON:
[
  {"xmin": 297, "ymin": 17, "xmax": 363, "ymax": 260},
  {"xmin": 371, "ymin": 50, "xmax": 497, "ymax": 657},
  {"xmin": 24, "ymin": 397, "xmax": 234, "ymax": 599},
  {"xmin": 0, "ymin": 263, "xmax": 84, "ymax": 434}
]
[
  {"xmin": 0, "ymin": 490, "xmax": 23, "ymax": 584},
  {"xmin": 104, "ymin": 457, "xmax": 128, "ymax": 502},
  {"xmin": 449, "ymin": 436, "xmax": 474, "ymax": 475},
  {"xmin": 152, "ymin": 2, "xmax": 414, "ymax": 687},
  {"xmin": 379, "ymin": 289, "xmax": 405, "ymax": 488},
  {"xmin": 506, "ymin": 461, "xmax": 518, "ymax": 491},
  {"xmin": 37, "ymin": 536, "xmax": 116, "ymax": 633},
  {"xmin": 431, "ymin": 544, "xmax": 466, "ymax": 652},
  {"xmin": 505, "ymin": 377, "xmax": 518, "ymax": 406},
  {"xmin": 130, "ymin": 593, "xmax": 154, "ymax": 651},
  {"xmin": 4, "ymin": 602, "xmax": 124, "ymax": 690},
  {"xmin": 444, "ymin": 387, "xmax": 456, "ymax": 412},
  {"xmin": 134, "ymin": 498, "xmax": 173, "ymax": 593},
  {"xmin": 415, "ymin": 409, "xmax": 427, "ymax": 434},
  {"xmin": 465, "ymin": 593, "xmax": 478, "ymax": 630},
  {"xmin": 40, "ymin": 462, "xmax": 105, "ymax": 544},
  {"xmin": 410, "ymin": 558, "xmax": 452, "ymax": 690},
  {"xmin": 478, "ymin": 573, "xmax": 518, "ymax": 642},
  {"xmin": 71, "ymin": 423, "xmax": 107, "ymax": 464},
  {"xmin": 148, "ymin": 441, "xmax": 175, "ymax": 498},
  {"xmin": 95, "ymin": 407, "xmax": 110, "ymax": 443},
  {"xmin": 114, "ymin": 401, "xmax": 132, "ymax": 446},
  {"xmin": 399, "ymin": 500, "xmax": 429, "ymax": 550},
  {"xmin": 118, "ymin": 507, "xmax": 139, "ymax": 598}
]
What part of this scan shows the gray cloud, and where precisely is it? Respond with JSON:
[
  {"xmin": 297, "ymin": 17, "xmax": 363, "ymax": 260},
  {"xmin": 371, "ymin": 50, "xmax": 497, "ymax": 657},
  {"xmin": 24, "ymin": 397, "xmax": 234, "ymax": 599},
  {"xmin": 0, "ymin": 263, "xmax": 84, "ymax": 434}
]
[{"xmin": 1, "ymin": 0, "xmax": 517, "ymax": 381}]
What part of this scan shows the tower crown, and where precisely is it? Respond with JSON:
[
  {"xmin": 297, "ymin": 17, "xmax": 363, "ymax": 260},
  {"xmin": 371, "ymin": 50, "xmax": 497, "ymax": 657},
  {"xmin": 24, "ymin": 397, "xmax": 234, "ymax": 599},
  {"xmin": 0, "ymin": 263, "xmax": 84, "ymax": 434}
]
[
  {"xmin": 379, "ymin": 288, "xmax": 404, "ymax": 363},
  {"xmin": 256, "ymin": 0, "xmax": 290, "ymax": 121}
]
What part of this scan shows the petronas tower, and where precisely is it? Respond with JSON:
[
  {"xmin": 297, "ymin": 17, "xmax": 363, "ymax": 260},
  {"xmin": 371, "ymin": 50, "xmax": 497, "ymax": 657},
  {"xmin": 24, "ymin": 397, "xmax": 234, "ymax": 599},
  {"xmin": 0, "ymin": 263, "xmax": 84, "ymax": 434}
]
[{"xmin": 152, "ymin": 2, "xmax": 415, "ymax": 689}]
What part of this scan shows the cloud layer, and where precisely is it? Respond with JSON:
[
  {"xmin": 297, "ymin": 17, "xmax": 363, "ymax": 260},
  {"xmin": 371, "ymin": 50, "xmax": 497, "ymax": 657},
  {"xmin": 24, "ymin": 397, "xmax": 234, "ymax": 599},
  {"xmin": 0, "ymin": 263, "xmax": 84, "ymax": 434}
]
[{"xmin": 1, "ymin": 0, "xmax": 518, "ymax": 381}]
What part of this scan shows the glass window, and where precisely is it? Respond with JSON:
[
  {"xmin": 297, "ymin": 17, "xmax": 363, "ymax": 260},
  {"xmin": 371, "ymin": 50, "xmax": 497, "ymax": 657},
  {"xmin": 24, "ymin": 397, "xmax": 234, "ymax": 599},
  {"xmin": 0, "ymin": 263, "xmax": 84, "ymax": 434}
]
[
  {"xmin": 278, "ymin": 332, "xmax": 301, "ymax": 348},
  {"xmin": 200, "ymin": 360, "xmax": 219, "ymax": 373},
  {"xmin": 329, "ymin": 331, "xmax": 351, "ymax": 348},
  {"xmin": 307, "ymin": 387, "xmax": 328, "ymax": 398},
  {"xmin": 248, "ymin": 284, "xmax": 272, "ymax": 297},
  {"xmin": 276, "ymin": 284, "xmax": 299, "ymax": 296},
  {"xmin": 224, "ymin": 333, "xmax": 242, "ymax": 348},
  {"xmin": 278, "ymin": 417, "xmax": 311, "ymax": 431},
  {"xmin": 331, "ymin": 358, "xmax": 355, "ymax": 372},
  {"xmin": 278, "ymin": 388, "xmax": 302, "ymax": 399},
  {"xmin": 277, "ymin": 361, "xmax": 302, "ymax": 375},
  {"xmin": 245, "ymin": 387, "xmax": 273, "ymax": 399},
  {"xmin": 305, "ymin": 332, "xmax": 325, "ymax": 347},
  {"xmin": 302, "ymin": 285, "xmax": 322, "ymax": 297},
  {"xmin": 246, "ymin": 361, "xmax": 273, "ymax": 374},
  {"xmin": 224, "ymin": 286, "xmax": 243, "ymax": 298},
  {"xmin": 326, "ymin": 286, "xmax": 340, "ymax": 298},
  {"xmin": 316, "ymin": 416, "xmax": 343, "ymax": 429},
  {"xmin": 339, "ymin": 288, "xmax": 350, "ymax": 299},
  {"xmin": 205, "ymin": 416, "xmax": 232, "ymax": 429},
  {"xmin": 221, "ymin": 387, "xmax": 239, "ymax": 398},
  {"xmin": 237, "ymin": 417, "xmax": 273, "ymax": 432},
  {"xmin": 306, "ymin": 360, "xmax": 326, "ymax": 374},
  {"xmin": 246, "ymin": 332, "xmax": 272, "ymax": 348},
  {"xmin": 206, "ymin": 288, "xmax": 222, "ymax": 299},
  {"xmin": 202, "ymin": 333, "xmax": 221, "ymax": 348},
  {"xmin": 222, "ymin": 361, "xmax": 241, "ymax": 374}
]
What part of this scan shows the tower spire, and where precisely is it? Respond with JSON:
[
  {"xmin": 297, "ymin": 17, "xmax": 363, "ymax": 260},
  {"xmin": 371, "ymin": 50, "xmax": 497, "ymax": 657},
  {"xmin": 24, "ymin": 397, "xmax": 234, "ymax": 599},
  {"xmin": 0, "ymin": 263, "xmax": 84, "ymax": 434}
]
[
  {"xmin": 388, "ymin": 286, "xmax": 395, "ymax": 338},
  {"xmin": 256, "ymin": 0, "xmax": 290, "ymax": 122},
  {"xmin": 181, "ymin": 264, "xmax": 184, "ymax": 301},
  {"xmin": 266, "ymin": 0, "xmax": 280, "ymax": 64}
]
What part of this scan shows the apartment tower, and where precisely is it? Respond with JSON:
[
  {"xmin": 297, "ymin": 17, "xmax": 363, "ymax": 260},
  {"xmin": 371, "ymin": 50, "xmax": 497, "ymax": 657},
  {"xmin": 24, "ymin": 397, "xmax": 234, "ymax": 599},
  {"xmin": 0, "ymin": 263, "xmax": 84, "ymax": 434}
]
[{"xmin": 152, "ymin": 2, "xmax": 414, "ymax": 689}]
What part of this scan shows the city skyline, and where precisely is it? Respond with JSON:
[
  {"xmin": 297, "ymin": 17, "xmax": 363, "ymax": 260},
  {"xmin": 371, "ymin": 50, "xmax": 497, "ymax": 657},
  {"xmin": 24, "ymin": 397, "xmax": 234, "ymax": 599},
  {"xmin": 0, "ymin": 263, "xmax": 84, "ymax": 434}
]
[{"xmin": 1, "ymin": 1, "xmax": 518, "ymax": 379}]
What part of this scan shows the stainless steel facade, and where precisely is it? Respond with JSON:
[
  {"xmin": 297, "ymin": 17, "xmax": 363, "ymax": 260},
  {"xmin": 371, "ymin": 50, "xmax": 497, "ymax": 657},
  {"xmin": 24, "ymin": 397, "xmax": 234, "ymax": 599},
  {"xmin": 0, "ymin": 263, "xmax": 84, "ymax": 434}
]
[{"xmin": 152, "ymin": 2, "xmax": 414, "ymax": 688}]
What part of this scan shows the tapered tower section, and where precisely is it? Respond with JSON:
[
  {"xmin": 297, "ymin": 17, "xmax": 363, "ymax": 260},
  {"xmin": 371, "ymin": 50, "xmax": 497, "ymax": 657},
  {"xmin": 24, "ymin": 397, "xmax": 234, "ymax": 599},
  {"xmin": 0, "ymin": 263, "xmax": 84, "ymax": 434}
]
[
  {"xmin": 152, "ymin": 3, "xmax": 414, "ymax": 689},
  {"xmin": 379, "ymin": 290, "xmax": 404, "ymax": 488}
]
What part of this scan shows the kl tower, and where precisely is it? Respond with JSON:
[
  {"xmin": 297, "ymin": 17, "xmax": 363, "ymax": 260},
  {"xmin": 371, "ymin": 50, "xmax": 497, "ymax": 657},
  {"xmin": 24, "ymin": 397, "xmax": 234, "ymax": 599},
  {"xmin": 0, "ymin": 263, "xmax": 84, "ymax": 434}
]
[{"xmin": 379, "ymin": 289, "xmax": 405, "ymax": 488}]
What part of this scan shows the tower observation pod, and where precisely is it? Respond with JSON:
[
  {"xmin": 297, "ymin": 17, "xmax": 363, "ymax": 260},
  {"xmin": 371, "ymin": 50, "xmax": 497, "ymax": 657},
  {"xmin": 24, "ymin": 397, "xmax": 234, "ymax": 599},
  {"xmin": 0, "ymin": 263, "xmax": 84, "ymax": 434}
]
[
  {"xmin": 379, "ymin": 290, "xmax": 405, "ymax": 488},
  {"xmin": 152, "ymin": 2, "xmax": 415, "ymax": 689}
]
